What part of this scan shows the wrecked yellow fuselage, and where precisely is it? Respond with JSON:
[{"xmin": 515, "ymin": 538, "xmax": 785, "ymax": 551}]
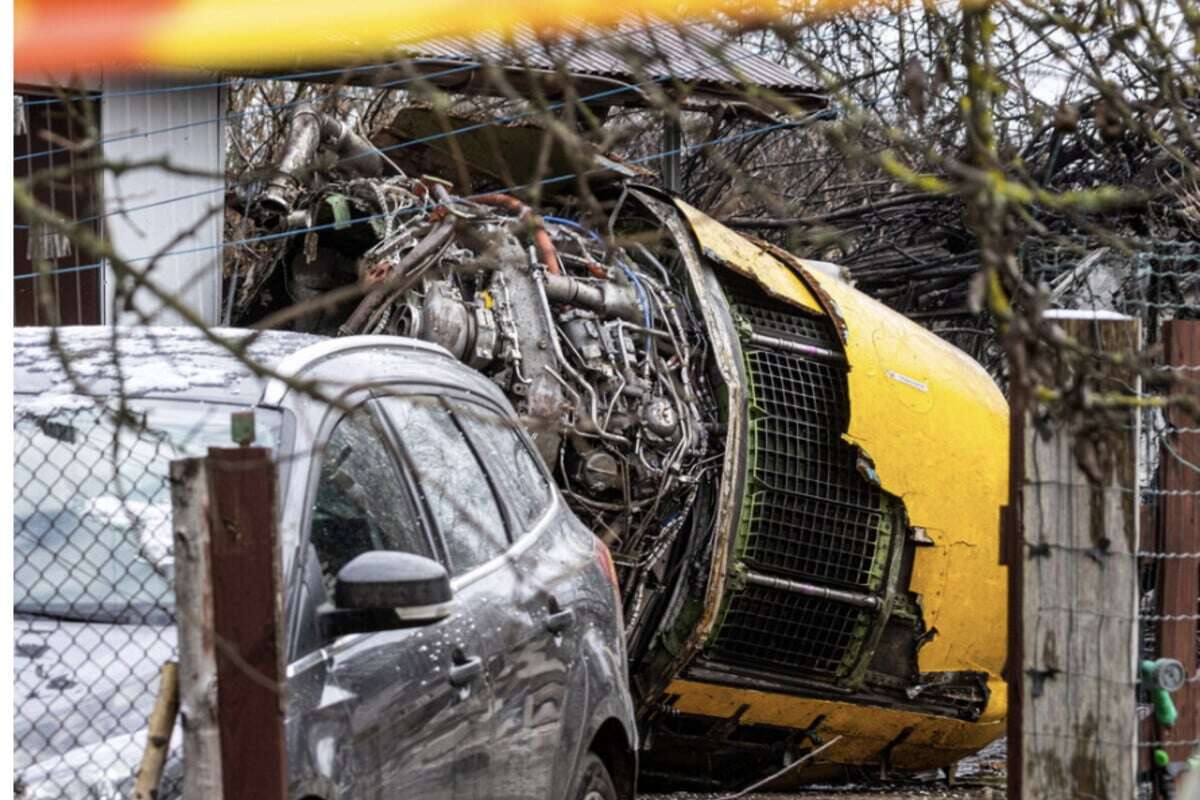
[{"xmin": 633, "ymin": 195, "xmax": 1007, "ymax": 785}]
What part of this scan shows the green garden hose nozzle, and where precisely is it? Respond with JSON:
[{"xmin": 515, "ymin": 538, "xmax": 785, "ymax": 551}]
[{"xmin": 1142, "ymin": 658, "xmax": 1186, "ymax": 729}]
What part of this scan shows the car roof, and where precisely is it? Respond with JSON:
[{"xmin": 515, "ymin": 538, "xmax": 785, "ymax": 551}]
[
  {"xmin": 13, "ymin": 326, "xmax": 325, "ymax": 408},
  {"xmin": 13, "ymin": 326, "xmax": 510, "ymax": 414}
]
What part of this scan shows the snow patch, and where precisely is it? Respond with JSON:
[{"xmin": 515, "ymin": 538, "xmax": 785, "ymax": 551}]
[
  {"xmin": 15, "ymin": 393, "xmax": 96, "ymax": 418},
  {"xmin": 84, "ymin": 497, "xmax": 174, "ymax": 577}
]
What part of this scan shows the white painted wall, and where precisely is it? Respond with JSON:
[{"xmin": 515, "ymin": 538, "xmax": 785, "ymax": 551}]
[{"xmin": 101, "ymin": 75, "xmax": 226, "ymax": 326}]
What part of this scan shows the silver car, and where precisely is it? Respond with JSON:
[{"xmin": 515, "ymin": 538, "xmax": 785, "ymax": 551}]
[{"xmin": 14, "ymin": 326, "xmax": 637, "ymax": 800}]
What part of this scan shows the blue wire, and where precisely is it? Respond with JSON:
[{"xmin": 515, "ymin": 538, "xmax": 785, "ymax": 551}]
[
  {"xmin": 623, "ymin": 266, "xmax": 653, "ymax": 329},
  {"xmin": 16, "ymin": 64, "xmax": 480, "ymax": 163},
  {"xmin": 13, "ymin": 262, "xmax": 104, "ymax": 281},
  {"xmin": 106, "ymin": 116, "xmax": 795, "ymax": 268},
  {"xmin": 17, "ymin": 18, "xmax": 692, "ymax": 162},
  {"xmin": 543, "ymin": 215, "xmax": 602, "ymax": 242},
  {"xmin": 19, "ymin": 60, "xmax": 428, "ymax": 108},
  {"xmin": 17, "ymin": 18, "xmax": 682, "ymax": 110},
  {"xmin": 14, "ymin": 36, "xmax": 772, "ymax": 230}
]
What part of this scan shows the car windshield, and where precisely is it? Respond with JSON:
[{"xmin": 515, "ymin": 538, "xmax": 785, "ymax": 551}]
[{"xmin": 14, "ymin": 396, "xmax": 282, "ymax": 625}]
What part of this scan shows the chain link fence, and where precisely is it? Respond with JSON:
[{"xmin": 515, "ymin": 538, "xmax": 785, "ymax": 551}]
[
  {"xmin": 1010, "ymin": 242, "xmax": 1199, "ymax": 799},
  {"xmin": 12, "ymin": 396, "xmax": 253, "ymax": 799}
]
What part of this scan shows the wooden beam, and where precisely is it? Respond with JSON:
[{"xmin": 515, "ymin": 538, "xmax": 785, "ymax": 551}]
[
  {"xmin": 1157, "ymin": 320, "xmax": 1200, "ymax": 769},
  {"xmin": 132, "ymin": 662, "xmax": 181, "ymax": 800},
  {"xmin": 206, "ymin": 447, "xmax": 286, "ymax": 800},
  {"xmin": 1010, "ymin": 312, "xmax": 1140, "ymax": 799}
]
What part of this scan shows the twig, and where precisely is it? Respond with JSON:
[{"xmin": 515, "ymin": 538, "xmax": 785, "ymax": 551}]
[{"xmin": 712, "ymin": 736, "xmax": 844, "ymax": 800}]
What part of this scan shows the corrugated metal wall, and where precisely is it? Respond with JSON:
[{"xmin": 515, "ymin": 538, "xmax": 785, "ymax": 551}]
[{"xmin": 101, "ymin": 75, "xmax": 225, "ymax": 326}]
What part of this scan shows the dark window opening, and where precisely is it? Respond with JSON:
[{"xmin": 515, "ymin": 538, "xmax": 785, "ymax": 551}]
[{"xmin": 15, "ymin": 86, "xmax": 104, "ymax": 326}]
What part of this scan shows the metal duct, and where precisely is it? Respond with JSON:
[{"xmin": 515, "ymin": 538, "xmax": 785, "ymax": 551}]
[{"xmin": 262, "ymin": 103, "xmax": 384, "ymax": 214}]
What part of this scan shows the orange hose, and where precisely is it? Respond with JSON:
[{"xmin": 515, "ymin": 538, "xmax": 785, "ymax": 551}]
[{"xmin": 474, "ymin": 193, "xmax": 562, "ymax": 276}]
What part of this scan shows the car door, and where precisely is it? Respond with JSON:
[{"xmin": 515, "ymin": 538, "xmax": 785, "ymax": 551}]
[
  {"xmin": 287, "ymin": 403, "xmax": 493, "ymax": 800},
  {"xmin": 371, "ymin": 392, "xmax": 520, "ymax": 796},
  {"xmin": 447, "ymin": 398, "xmax": 579, "ymax": 800},
  {"xmin": 376, "ymin": 392, "xmax": 571, "ymax": 793}
]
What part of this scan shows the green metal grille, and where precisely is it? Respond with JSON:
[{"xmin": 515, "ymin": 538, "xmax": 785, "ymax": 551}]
[
  {"xmin": 741, "ymin": 349, "xmax": 889, "ymax": 588},
  {"xmin": 705, "ymin": 285, "xmax": 898, "ymax": 682},
  {"xmin": 708, "ymin": 584, "xmax": 870, "ymax": 677}
]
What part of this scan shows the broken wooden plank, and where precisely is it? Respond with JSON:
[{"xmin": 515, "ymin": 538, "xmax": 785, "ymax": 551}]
[
  {"xmin": 132, "ymin": 662, "xmax": 180, "ymax": 800},
  {"xmin": 171, "ymin": 457, "xmax": 224, "ymax": 800}
]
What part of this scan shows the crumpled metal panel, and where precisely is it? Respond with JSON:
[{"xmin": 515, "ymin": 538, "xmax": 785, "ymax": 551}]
[
  {"xmin": 627, "ymin": 189, "xmax": 749, "ymax": 708},
  {"xmin": 665, "ymin": 679, "xmax": 1006, "ymax": 771},
  {"xmin": 673, "ymin": 199, "xmax": 826, "ymax": 315},
  {"xmin": 795, "ymin": 265, "xmax": 1011, "ymax": 725}
]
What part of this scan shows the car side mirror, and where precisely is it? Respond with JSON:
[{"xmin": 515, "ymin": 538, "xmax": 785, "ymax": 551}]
[{"xmin": 318, "ymin": 551, "xmax": 452, "ymax": 640}]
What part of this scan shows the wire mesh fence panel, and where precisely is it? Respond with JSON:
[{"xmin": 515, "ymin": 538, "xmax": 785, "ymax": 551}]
[
  {"xmin": 12, "ymin": 396, "xmax": 283, "ymax": 799},
  {"xmin": 14, "ymin": 402, "xmax": 182, "ymax": 799},
  {"xmin": 1136, "ymin": 319, "xmax": 1200, "ymax": 798}
]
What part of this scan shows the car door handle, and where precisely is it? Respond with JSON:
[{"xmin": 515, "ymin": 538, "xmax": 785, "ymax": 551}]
[
  {"xmin": 449, "ymin": 655, "xmax": 483, "ymax": 687},
  {"xmin": 545, "ymin": 608, "xmax": 575, "ymax": 634}
]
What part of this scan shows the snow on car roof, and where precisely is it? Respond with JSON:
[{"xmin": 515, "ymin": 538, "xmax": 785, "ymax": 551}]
[{"xmin": 14, "ymin": 326, "xmax": 326, "ymax": 411}]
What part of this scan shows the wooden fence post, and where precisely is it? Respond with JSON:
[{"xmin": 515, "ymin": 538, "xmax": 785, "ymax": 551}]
[
  {"xmin": 1008, "ymin": 311, "xmax": 1140, "ymax": 799},
  {"xmin": 171, "ymin": 457, "xmax": 224, "ymax": 800},
  {"xmin": 206, "ymin": 446, "xmax": 287, "ymax": 800},
  {"xmin": 1157, "ymin": 320, "xmax": 1200, "ymax": 776}
]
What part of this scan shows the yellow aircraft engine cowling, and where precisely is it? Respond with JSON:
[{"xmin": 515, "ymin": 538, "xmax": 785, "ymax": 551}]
[{"xmin": 634, "ymin": 195, "xmax": 1007, "ymax": 786}]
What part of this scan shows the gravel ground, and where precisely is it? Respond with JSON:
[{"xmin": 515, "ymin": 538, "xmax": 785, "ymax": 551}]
[
  {"xmin": 640, "ymin": 740, "xmax": 1007, "ymax": 800},
  {"xmin": 640, "ymin": 788, "xmax": 1002, "ymax": 800}
]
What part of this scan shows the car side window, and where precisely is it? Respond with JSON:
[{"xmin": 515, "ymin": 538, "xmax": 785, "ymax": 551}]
[
  {"xmin": 377, "ymin": 395, "xmax": 508, "ymax": 577},
  {"xmin": 451, "ymin": 401, "xmax": 552, "ymax": 532},
  {"xmin": 309, "ymin": 408, "xmax": 431, "ymax": 598}
]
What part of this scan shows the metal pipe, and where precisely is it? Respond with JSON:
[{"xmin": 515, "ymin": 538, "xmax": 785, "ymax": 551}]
[
  {"xmin": 744, "ymin": 571, "xmax": 881, "ymax": 610},
  {"xmin": 222, "ymin": 261, "xmax": 239, "ymax": 325},
  {"xmin": 338, "ymin": 219, "xmax": 454, "ymax": 336},
  {"xmin": 747, "ymin": 332, "xmax": 846, "ymax": 363},
  {"xmin": 616, "ymin": 321, "xmax": 671, "ymax": 340},
  {"xmin": 321, "ymin": 116, "xmax": 384, "ymax": 178},
  {"xmin": 531, "ymin": 259, "xmax": 629, "ymax": 445},
  {"xmin": 544, "ymin": 273, "xmax": 641, "ymax": 322}
]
